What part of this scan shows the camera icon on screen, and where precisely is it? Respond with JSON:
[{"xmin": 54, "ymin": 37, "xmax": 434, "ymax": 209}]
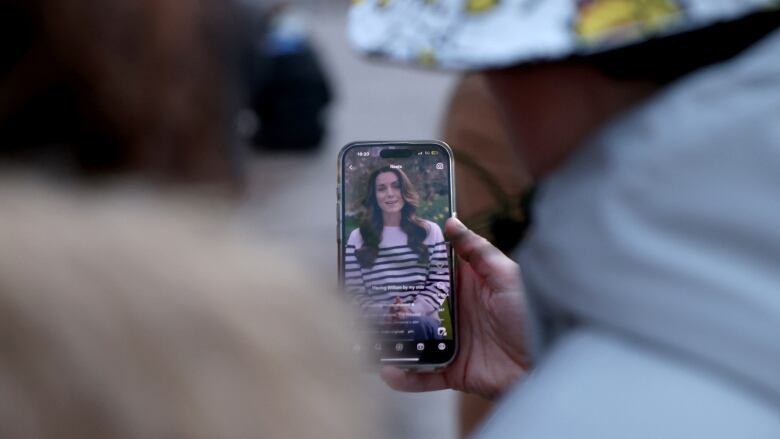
[
  {"xmin": 435, "ymin": 162, "xmax": 444, "ymax": 170},
  {"xmin": 437, "ymin": 327, "xmax": 447, "ymax": 337}
]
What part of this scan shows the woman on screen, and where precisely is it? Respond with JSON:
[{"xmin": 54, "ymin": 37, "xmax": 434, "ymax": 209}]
[{"xmin": 345, "ymin": 166, "xmax": 450, "ymax": 340}]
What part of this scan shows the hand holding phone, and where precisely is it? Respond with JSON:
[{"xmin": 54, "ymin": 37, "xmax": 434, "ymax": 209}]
[{"xmin": 381, "ymin": 218, "xmax": 530, "ymax": 400}]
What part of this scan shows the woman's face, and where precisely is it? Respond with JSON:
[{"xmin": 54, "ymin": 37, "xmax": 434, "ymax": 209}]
[{"xmin": 375, "ymin": 171, "xmax": 404, "ymax": 214}]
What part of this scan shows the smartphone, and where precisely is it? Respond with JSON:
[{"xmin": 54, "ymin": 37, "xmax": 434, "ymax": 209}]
[{"xmin": 338, "ymin": 141, "xmax": 457, "ymax": 369}]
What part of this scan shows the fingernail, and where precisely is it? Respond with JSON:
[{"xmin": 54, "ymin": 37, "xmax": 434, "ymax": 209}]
[{"xmin": 449, "ymin": 217, "xmax": 466, "ymax": 232}]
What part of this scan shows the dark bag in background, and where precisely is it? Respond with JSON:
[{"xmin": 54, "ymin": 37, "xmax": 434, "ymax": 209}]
[{"xmin": 249, "ymin": 14, "xmax": 332, "ymax": 151}]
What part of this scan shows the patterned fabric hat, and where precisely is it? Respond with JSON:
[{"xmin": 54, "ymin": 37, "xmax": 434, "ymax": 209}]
[{"xmin": 348, "ymin": 0, "xmax": 780, "ymax": 69}]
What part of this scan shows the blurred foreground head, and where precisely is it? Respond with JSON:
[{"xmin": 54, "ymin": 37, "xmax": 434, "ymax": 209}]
[
  {"xmin": 350, "ymin": 1, "xmax": 780, "ymax": 177},
  {"xmin": 0, "ymin": 178, "xmax": 375, "ymax": 439},
  {"xmin": 0, "ymin": 2, "xmax": 377, "ymax": 437},
  {"xmin": 0, "ymin": 0, "xmax": 248, "ymax": 186}
]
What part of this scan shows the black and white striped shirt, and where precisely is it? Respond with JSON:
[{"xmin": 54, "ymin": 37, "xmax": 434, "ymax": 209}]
[{"xmin": 344, "ymin": 220, "xmax": 450, "ymax": 316}]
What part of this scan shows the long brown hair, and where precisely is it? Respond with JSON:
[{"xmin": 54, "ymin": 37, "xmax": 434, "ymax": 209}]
[{"xmin": 355, "ymin": 166, "xmax": 429, "ymax": 268}]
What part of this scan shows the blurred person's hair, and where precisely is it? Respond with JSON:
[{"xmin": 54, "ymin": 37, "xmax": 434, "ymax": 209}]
[
  {"xmin": 0, "ymin": 0, "xmax": 248, "ymax": 185},
  {"xmin": 0, "ymin": 176, "xmax": 375, "ymax": 439},
  {"xmin": 356, "ymin": 166, "xmax": 428, "ymax": 268}
]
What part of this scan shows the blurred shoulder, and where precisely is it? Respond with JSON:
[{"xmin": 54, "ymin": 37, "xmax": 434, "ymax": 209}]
[
  {"xmin": 0, "ymin": 173, "xmax": 375, "ymax": 439},
  {"xmin": 0, "ymin": 173, "xmax": 319, "ymax": 307}
]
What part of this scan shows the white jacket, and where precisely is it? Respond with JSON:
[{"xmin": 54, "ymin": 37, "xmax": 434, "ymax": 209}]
[{"xmin": 481, "ymin": 28, "xmax": 780, "ymax": 438}]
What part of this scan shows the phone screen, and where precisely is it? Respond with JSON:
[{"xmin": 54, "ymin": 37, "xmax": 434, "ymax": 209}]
[{"xmin": 339, "ymin": 142, "xmax": 456, "ymax": 366}]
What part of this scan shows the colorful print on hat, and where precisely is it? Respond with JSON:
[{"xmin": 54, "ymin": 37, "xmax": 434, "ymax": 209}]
[
  {"xmin": 574, "ymin": 0, "xmax": 685, "ymax": 45},
  {"xmin": 348, "ymin": 0, "xmax": 780, "ymax": 69}
]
